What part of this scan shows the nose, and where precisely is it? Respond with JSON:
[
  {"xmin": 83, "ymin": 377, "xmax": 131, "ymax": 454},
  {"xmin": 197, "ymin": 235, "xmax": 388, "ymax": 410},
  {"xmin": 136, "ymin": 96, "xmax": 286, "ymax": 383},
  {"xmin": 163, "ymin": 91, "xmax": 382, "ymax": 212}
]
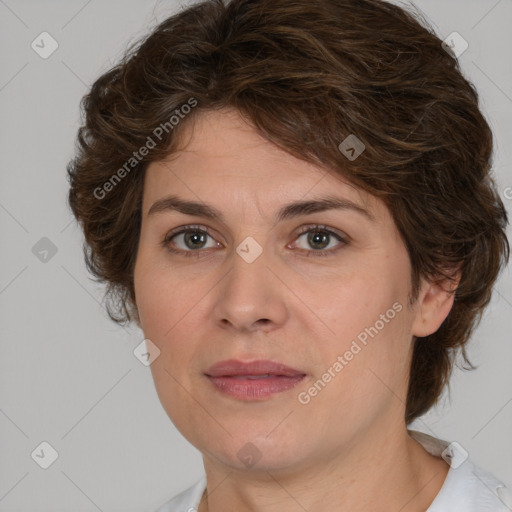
[{"xmin": 212, "ymin": 244, "xmax": 289, "ymax": 334}]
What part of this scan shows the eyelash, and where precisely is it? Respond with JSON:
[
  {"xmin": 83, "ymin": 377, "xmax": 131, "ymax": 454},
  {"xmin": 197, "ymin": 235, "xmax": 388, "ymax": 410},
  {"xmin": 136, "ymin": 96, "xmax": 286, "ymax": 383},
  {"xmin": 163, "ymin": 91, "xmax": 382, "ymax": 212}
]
[{"xmin": 161, "ymin": 224, "xmax": 349, "ymax": 258}]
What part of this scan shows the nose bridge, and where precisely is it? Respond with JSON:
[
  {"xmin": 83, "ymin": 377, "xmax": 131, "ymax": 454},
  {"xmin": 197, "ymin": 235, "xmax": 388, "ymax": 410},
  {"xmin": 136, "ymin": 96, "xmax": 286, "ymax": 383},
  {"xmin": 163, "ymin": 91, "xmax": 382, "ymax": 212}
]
[
  {"xmin": 225, "ymin": 236, "xmax": 270, "ymax": 302},
  {"xmin": 213, "ymin": 235, "xmax": 286, "ymax": 331}
]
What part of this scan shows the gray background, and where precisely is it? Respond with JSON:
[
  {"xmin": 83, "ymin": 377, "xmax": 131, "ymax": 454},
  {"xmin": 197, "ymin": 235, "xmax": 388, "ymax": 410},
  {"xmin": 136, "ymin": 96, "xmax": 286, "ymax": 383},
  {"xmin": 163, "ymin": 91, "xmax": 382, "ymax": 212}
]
[{"xmin": 0, "ymin": 0, "xmax": 510, "ymax": 510}]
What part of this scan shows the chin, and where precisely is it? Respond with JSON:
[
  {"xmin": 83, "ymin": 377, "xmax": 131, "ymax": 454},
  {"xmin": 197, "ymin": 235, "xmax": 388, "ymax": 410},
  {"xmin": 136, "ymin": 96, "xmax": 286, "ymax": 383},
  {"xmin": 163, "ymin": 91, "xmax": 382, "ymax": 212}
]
[{"xmin": 199, "ymin": 430, "xmax": 312, "ymax": 474}]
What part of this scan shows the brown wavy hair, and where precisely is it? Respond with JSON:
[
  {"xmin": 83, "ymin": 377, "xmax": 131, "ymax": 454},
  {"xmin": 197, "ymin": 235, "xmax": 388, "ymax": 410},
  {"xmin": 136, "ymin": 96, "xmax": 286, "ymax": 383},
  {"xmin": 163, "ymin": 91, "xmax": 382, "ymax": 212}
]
[{"xmin": 66, "ymin": 0, "xmax": 509, "ymax": 423}]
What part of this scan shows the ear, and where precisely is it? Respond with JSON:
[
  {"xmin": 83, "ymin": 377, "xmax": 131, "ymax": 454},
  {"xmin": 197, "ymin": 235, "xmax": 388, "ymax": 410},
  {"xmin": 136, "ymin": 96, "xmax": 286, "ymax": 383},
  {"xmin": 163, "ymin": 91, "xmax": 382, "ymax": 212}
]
[{"xmin": 411, "ymin": 270, "xmax": 461, "ymax": 338}]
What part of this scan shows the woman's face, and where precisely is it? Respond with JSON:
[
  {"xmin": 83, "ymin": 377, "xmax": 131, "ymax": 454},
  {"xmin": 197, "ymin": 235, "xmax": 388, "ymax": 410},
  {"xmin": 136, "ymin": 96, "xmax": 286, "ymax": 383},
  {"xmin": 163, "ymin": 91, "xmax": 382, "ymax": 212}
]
[{"xmin": 133, "ymin": 108, "xmax": 439, "ymax": 473}]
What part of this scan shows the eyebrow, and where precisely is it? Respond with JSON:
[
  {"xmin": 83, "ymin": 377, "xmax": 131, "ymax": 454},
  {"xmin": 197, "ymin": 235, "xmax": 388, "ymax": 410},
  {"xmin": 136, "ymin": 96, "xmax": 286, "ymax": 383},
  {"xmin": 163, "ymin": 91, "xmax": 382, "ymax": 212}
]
[{"xmin": 147, "ymin": 194, "xmax": 375, "ymax": 223}]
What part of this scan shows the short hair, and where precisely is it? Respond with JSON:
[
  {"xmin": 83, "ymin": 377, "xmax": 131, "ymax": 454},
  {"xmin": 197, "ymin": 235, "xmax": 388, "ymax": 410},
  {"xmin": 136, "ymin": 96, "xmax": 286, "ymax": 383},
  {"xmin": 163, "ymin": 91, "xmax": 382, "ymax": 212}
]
[{"xmin": 66, "ymin": 0, "xmax": 509, "ymax": 423}]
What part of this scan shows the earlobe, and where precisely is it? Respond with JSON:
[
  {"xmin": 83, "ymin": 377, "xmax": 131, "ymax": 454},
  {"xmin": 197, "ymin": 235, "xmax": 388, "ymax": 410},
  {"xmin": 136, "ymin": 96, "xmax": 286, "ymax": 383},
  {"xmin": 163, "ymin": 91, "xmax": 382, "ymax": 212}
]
[{"xmin": 411, "ymin": 273, "xmax": 460, "ymax": 338}]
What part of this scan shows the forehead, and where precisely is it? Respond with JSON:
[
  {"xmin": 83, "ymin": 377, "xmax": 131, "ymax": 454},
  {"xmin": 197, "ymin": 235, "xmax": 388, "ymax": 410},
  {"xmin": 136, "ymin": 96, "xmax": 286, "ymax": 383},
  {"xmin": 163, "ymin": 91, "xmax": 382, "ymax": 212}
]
[{"xmin": 142, "ymin": 108, "xmax": 381, "ymax": 220}]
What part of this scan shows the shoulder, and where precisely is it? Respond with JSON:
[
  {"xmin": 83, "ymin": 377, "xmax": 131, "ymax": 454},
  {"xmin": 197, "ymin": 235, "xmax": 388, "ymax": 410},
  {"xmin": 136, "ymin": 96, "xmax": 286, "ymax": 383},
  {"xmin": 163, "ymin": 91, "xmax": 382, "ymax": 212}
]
[
  {"xmin": 409, "ymin": 430, "xmax": 512, "ymax": 512},
  {"xmin": 428, "ymin": 458, "xmax": 512, "ymax": 511},
  {"xmin": 153, "ymin": 476, "xmax": 207, "ymax": 512}
]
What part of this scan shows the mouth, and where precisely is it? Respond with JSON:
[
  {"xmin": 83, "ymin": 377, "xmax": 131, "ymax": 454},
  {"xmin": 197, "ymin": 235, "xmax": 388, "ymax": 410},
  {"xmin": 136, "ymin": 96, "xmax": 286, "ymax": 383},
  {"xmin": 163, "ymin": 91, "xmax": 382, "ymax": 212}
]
[{"xmin": 204, "ymin": 359, "xmax": 307, "ymax": 400}]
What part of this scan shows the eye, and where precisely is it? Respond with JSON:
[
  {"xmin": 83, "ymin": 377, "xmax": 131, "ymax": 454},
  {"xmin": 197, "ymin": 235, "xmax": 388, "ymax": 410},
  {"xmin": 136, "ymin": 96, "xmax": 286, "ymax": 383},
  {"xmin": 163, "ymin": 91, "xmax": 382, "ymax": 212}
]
[
  {"xmin": 162, "ymin": 225, "xmax": 220, "ymax": 257},
  {"xmin": 291, "ymin": 224, "xmax": 348, "ymax": 256},
  {"xmin": 161, "ymin": 223, "xmax": 349, "ymax": 259}
]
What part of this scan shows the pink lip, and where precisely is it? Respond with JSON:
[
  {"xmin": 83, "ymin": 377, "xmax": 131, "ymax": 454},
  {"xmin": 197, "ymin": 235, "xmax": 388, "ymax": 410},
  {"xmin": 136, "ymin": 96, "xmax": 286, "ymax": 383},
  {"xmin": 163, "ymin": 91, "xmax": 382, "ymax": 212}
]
[{"xmin": 204, "ymin": 359, "xmax": 306, "ymax": 400}]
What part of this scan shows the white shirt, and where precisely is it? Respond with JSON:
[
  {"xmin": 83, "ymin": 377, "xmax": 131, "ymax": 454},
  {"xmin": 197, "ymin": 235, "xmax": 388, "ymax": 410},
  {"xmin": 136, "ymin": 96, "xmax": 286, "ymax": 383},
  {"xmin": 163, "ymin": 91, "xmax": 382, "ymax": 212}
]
[{"xmin": 154, "ymin": 430, "xmax": 511, "ymax": 511}]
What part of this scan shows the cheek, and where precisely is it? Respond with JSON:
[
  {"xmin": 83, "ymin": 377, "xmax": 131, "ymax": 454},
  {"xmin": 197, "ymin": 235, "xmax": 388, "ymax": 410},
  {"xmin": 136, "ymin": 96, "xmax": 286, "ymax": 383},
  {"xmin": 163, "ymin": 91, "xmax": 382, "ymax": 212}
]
[
  {"xmin": 300, "ymin": 309, "xmax": 413, "ymax": 437},
  {"xmin": 134, "ymin": 255, "xmax": 185, "ymax": 334},
  {"xmin": 311, "ymin": 268, "xmax": 401, "ymax": 339},
  {"xmin": 134, "ymin": 259, "xmax": 204, "ymax": 368},
  {"xmin": 303, "ymin": 264, "xmax": 413, "ymax": 395},
  {"xmin": 136, "ymin": 269, "xmax": 201, "ymax": 424}
]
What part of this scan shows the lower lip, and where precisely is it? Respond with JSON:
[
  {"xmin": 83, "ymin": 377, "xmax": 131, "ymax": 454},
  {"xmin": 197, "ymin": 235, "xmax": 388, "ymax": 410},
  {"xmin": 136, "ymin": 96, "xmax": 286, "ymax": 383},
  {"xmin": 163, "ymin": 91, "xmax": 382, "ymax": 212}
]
[{"xmin": 206, "ymin": 375, "xmax": 306, "ymax": 400}]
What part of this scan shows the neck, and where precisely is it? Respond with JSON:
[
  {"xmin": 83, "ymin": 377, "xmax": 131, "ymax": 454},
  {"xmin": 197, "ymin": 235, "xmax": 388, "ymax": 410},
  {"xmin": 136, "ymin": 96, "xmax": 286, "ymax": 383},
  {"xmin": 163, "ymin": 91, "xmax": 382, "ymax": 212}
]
[{"xmin": 197, "ymin": 424, "xmax": 449, "ymax": 512}]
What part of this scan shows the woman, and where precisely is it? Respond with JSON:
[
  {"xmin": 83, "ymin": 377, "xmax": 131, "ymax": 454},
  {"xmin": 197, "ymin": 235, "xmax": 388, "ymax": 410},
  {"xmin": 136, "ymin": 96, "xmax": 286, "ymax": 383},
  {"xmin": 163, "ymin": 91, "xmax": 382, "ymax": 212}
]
[{"xmin": 67, "ymin": 0, "xmax": 511, "ymax": 510}]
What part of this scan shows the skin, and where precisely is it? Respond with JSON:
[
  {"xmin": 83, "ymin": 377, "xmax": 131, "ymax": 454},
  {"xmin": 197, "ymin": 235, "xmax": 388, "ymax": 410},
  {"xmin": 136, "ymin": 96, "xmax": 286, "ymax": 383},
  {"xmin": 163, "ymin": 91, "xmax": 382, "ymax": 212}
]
[{"xmin": 133, "ymin": 108, "xmax": 454, "ymax": 512}]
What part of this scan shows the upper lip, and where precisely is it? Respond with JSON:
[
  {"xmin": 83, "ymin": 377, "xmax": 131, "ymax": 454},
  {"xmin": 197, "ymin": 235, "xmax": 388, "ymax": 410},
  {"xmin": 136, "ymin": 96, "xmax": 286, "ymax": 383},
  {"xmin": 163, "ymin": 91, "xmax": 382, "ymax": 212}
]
[{"xmin": 205, "ymin": 359, "xmax": 306, "ymax": 377}]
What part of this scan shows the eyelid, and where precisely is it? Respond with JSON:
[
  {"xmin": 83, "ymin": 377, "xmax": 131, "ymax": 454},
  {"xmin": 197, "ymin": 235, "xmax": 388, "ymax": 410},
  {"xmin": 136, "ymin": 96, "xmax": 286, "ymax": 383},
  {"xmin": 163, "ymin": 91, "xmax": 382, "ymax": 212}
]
[
  {"xmin": 163, "ymin": 224, "xmax": 214, "ymax": 240},
  {"xmin": 294, "ymin": 223, "xmax": 348, "ymax": 242}
]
